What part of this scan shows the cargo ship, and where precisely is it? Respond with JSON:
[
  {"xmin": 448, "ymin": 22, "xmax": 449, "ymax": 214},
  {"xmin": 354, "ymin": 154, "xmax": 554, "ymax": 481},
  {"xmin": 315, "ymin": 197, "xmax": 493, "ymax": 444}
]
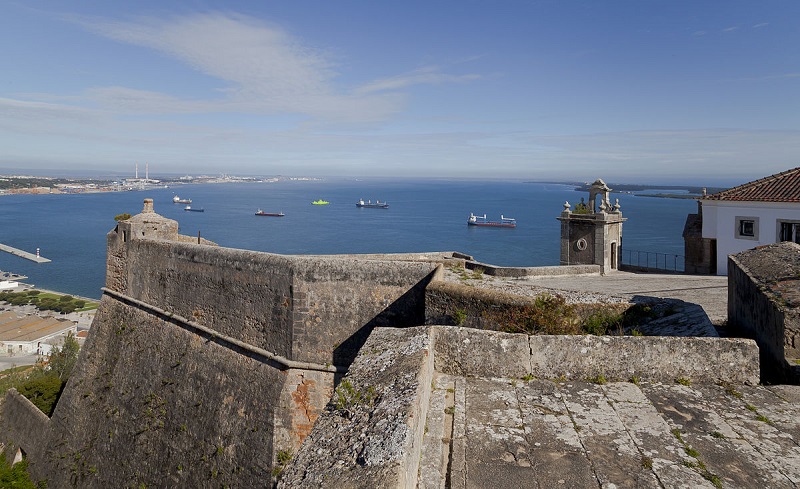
[
  {"xmin": 173, "ymin": 195, "xmax": 192, "ymax": 204},
  {"xmin": 356, "ymin": 199, "xmax": 389, "ymax": 209},
  {"xmin": 467, "ymin": 213, "xmax": 516, "ymax": 228},
  {"xmin": 184, "ymin": 205, "xmax": 204, "ymax": 212},
  {"xmin": 255, "ymin": 209, "xmax": 285, "ymax": 217}
]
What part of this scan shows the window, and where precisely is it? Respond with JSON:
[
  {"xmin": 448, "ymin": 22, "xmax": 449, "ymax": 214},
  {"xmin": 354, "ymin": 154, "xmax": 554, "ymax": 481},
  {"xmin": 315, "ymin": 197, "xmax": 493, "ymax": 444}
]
[
  {"xmin": 779, "ymin": 221, "xmax": 800, "ymax": 244},
  {"xmin": 735, "ymin": 217, "xmax": 759, "ymax": 240}
]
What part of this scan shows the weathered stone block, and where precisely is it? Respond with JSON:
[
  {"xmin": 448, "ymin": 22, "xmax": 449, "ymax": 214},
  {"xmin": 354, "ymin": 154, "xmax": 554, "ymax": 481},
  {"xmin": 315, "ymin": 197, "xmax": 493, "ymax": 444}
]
[
  {"xmin": 529, "ymin": 335, "xmax": 759, "ymax": 385},
  {"xmin": 433, "ymin": 326, "xmax": 532, "ymax": 379},
  {"xmin": 279, "ymin": 326, "xmax": 435, "ymax": 488}
]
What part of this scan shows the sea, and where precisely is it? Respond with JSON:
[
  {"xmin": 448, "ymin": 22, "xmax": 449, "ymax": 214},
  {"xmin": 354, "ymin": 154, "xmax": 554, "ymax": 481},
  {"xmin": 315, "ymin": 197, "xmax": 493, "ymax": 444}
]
[{"xmin": 0, "ymin": 179, "xmax": 697, "ymax": 300}]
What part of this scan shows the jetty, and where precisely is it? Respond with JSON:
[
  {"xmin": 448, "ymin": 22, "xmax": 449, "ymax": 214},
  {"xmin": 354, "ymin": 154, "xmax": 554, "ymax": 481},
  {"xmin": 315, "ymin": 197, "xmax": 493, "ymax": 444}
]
[{"xmin": 0, "ymin": 243, "xmax": 51, "ymax": 263}]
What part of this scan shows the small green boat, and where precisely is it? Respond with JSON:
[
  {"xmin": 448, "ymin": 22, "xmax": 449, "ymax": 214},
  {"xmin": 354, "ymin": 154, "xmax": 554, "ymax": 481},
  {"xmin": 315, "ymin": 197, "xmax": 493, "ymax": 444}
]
[{"xmin": 311, "ymin": 199, "xmax": 330, "ymax": 205}]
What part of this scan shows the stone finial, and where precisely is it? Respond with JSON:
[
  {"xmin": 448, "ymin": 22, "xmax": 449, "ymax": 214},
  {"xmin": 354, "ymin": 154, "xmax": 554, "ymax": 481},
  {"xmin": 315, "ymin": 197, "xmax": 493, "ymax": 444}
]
[
  {"xmin": 142, "ymin": 198, "xmax": 155, "ymax": 213},
  {"xmin": 612, "ymin": 199, "xmax": 621, "ymax": 212},
  {"xmin": 563, "ymin": 201, "xmax": 571, "ymax": 211}
]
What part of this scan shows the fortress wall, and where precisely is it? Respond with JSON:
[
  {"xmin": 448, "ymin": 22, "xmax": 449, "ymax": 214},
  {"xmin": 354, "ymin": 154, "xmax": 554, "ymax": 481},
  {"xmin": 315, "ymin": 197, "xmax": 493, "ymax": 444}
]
[
  {"xmin": 289, "ymin": 257, "xmax": 439, "ymax": 365},
  {"xmin": 123, "ymin": 240, "xmax": 296, "ymax": 358},
  {"xmin": 729, "ymin": 254, "xmax": 792, "ymax": 382},
  {"xmin": 0, "ymin": 389, "xmax": 51, "ymax": 470},
  {"xmin": 115, "ymin": 237, "xmax": 439, "ymax": 367},
  {"xmin": 27, "ymin": 296, "xmax": 284, "ymax": 488}
]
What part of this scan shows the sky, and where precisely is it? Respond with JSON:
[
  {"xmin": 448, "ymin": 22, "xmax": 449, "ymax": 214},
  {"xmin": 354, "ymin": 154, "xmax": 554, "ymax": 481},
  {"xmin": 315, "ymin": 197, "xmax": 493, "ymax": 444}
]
[{"xmin": 1, "ymin": 1, "xmax": 798, "ymax": 184}]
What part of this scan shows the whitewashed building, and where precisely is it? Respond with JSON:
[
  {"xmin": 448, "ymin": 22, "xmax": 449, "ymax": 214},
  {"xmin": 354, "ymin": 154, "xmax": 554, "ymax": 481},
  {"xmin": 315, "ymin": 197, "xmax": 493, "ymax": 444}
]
[{"xmin": 684, "ymin": 167, "xmax": 800, "ymax": 275}]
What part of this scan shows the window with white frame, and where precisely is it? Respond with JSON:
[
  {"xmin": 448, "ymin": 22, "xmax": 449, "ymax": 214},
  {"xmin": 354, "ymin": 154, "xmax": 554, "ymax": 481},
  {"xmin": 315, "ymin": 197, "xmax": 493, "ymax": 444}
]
[{"xmin": 735, "ymin": 216, "xmax": 758, "ymax": 240}]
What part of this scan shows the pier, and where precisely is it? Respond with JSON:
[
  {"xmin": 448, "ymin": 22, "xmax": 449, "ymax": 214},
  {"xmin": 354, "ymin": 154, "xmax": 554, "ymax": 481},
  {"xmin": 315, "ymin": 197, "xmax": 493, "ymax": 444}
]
[{"xmin": 0, "ymin": 243, "xmax": 51, "ymax": 263}]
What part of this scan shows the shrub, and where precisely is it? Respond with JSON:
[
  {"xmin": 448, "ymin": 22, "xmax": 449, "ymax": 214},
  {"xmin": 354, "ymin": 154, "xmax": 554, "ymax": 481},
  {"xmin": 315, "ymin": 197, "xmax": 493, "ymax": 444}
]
[
  {"xmin": 0, "ymin": 455, "xmax": 44, "ymax": 489},
  {"xmin": 114, "ymin": 213, "xmax": 132, "ymax": 221},
  {"xmin": 451, "ymin": 309, "xmax": 467, "ymax": 325},
  {"xmin": 333, "ymin": 379, "xmax": 376, "ymax": 418},
  {"xmin": 17, "ymin": 372, "xmax": 64, "ymax": 416}
]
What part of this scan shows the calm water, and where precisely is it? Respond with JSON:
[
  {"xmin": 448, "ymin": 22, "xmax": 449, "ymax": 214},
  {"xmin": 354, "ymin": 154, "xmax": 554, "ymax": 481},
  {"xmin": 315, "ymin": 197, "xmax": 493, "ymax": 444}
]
[{"xmin": 0, "ymin": 179, "xmax": 696, "ymax": 299}]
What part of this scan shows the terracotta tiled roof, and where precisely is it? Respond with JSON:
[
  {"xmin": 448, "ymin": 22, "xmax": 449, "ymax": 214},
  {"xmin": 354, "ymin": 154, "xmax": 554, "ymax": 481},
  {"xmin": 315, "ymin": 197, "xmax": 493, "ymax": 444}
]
[{"xmin": 704, "ymin": 167, "xmax": 800, "ymax": 202}]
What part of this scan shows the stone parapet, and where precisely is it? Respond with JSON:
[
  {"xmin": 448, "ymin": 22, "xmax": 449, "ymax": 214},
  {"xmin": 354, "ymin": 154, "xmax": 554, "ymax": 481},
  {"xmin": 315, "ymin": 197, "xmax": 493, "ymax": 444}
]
[
  {"xmin": 281, "ymin": 325, "xmax": 760, "ymax": 488},
  {"xmin": 729, "ymin": 241, "xmax": 800, "ymax": 383},
  {"xmin": 278, "ymin": 326, "xmax": 435, "ymax": 488}
]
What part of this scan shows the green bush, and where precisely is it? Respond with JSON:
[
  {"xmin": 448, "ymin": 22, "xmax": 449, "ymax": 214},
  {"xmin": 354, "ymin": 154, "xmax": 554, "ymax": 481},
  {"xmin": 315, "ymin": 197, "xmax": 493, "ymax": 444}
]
[
  {"xmin": 16, "ymin": 373, "xmax": 64, "ymax": 416},
  {"xmin": 0, "ymin": 455, "xmax": 45, "ymax": 489},
  {"xmin": 59, "ymin": 295, "xmax": 73, "ymax": 303}
]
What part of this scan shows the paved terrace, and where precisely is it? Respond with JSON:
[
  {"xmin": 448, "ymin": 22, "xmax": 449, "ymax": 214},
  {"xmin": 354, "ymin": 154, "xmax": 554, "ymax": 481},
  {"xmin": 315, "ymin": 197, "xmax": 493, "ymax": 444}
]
[{"xmin": 280, "ymin": 326, "xmax": 800, "ymax": 488}]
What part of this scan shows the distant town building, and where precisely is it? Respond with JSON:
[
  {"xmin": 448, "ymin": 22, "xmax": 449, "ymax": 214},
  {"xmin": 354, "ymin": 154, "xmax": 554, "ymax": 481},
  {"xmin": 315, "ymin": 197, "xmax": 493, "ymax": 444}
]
[
  {"xmin": 684, "ymin": 167, "xmax": 800, "ymax": 275},
  {"xmin": 0, "ymin": 310, "xmax": 76, "ymax": 356}
]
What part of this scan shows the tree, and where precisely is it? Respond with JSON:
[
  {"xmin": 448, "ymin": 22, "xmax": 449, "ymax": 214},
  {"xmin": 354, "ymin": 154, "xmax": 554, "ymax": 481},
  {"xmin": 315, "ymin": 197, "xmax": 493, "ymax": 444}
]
[{"xmin": 48, "ymin": 331, "xmax": 80, "ymax": 381}]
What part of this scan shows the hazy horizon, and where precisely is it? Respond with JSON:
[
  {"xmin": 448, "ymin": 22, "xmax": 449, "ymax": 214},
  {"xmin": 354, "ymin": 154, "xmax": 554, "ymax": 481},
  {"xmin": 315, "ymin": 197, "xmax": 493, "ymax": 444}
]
[{"xmin": 2, "ymin": 2, "xmax": 798, "ymax": 183}]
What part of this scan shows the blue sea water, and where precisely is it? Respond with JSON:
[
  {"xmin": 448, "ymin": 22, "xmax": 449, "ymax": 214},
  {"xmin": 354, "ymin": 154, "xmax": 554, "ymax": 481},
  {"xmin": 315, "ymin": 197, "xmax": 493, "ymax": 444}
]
[{"xmin": 0, "ymin": 179, "xmax": 696, "ymax": 299}]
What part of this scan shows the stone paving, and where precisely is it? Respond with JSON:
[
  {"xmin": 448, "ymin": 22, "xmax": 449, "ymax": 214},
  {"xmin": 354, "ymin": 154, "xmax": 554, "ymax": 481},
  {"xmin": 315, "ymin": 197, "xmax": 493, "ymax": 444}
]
[{"xmin": 421, "ymin": 374, "xmax": 800, "ymax": 488}]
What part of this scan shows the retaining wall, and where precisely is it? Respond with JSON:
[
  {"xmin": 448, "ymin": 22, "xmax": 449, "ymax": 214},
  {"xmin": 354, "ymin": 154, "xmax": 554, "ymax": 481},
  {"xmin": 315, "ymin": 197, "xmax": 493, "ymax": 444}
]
[{"xmin": 729, "ymin": 243, "xmax": 800, "ymax": 383}]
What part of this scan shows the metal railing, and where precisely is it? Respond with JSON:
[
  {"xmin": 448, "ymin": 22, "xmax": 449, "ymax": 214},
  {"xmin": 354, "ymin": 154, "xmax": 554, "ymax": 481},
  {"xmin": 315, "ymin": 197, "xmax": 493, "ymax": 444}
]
[{"xmin": 620, "ymin": 248, "xmax": 685, "ymax": 273}]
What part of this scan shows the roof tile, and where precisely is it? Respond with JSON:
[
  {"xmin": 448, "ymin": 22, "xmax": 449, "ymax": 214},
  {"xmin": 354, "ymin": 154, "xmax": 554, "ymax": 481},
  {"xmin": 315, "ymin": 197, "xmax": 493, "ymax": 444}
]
[{"xmin": 704, "ymin": 166, "xmax": 800, "ymax": 202}]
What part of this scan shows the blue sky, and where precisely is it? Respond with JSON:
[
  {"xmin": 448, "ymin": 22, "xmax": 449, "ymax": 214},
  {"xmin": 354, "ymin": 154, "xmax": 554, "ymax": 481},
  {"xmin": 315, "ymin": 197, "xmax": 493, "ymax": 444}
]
[{"xmin": 1, "ymin": 1, "xmax": 798, "ymax": 184}]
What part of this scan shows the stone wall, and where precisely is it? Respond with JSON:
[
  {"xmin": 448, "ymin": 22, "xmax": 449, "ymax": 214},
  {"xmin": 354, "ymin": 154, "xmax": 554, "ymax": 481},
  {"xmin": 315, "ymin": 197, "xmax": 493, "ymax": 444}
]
[
  {"xmin": 729, "ymin": 242, "xmax": 800, "ymax": 383},
  {"xmin": 0, "ymin": 202, "xmax": 442, "ymax": 487},
  {"xmin": 683, "ymin": 212, "xmax": 716, "ymax": 274},
  {"xmin": 0, "ymin": 389, "xmax": 50, "ymax": 470},
  {"xmin": 435, "ymin": 327, "xmax": 759, "ymax": 384},
  {"xmin": 280, "ymin": 325, "xmax": 760, "ymax": 487}
]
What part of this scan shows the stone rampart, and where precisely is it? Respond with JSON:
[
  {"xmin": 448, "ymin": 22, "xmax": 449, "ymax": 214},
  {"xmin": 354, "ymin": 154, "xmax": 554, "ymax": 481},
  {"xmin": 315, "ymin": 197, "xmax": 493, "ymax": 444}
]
[
  {"xmin": 280, "ymin": 325, "xmax": 760, "ymax": 487},
  {"xmin": 0, "ymin": 201, "xmax": 442, "ymax": 487},
  {"xmin": 729, "ymin": 242, "xmax": 800, "ymax": 383},
  {"xmin": 0, "ymin": 389, "xmax": 50, "ymax": 468}
]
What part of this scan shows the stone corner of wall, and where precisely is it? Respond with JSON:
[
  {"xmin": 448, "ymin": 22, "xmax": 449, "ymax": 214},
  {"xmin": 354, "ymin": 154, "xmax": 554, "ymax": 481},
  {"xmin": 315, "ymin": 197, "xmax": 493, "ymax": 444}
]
[{"xmin": 279, "ymin": 326, "xmax": 435, "ymax": 488}]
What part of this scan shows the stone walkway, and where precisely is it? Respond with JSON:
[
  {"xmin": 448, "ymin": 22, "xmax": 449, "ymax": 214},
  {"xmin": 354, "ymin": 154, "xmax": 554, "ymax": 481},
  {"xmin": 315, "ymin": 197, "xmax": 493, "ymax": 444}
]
[{"xmin": 422, "ymin": 374, "xmax": 800, "ymax": 488}]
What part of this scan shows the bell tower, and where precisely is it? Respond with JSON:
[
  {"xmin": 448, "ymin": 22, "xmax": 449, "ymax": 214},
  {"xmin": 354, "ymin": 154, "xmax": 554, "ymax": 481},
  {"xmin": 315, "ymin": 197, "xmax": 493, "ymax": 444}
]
[{"xmin": 557, "ymin": 179, "xmax": 626, "ymax": 274}]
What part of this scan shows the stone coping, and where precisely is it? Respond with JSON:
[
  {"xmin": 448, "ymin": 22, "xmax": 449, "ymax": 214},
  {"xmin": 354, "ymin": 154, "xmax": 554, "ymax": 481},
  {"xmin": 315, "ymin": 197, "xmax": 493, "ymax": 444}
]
[{"xmin": 279, "ymin": 326, "xmax": 760, "ymax": 487}]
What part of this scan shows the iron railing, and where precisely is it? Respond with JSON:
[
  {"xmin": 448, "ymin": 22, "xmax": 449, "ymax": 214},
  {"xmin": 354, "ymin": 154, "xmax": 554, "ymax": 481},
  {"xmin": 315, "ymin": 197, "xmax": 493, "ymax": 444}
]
[{"xmin": 620, "ymin": 248, "xmax": 685, "ymax": 273}]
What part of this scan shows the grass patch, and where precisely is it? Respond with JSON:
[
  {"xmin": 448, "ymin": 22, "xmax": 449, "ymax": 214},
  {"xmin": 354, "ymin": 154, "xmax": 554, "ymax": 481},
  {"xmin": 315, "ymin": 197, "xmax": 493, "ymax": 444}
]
[
  {"xmin": 676, "ymin": 377, "xmax": 691, "ymax": 386},
  {"xmin": 487, "ymin": 296, "xmax": 660, "ymax": 336},
  {"xmin": 333, "ymin": 379, "xmax": 376, "ymax": 418},
  {"xmin": 588, "ymin": 374, "xmax": 607, "ymax": 385},
  {"xmin": 451, "ymin": 309, "xmax": 467, "ymax": 326}
]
